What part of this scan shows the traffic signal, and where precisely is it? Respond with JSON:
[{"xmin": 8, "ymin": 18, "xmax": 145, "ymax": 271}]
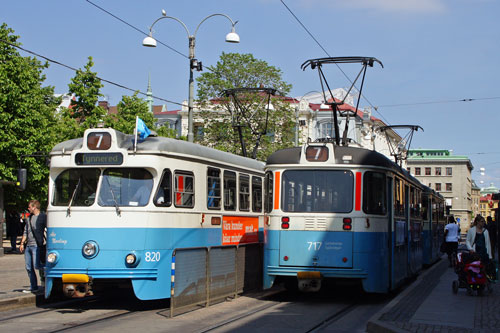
[{"xmin": 17, "ymin": 168, "xmax": 27, "ymax": 191}]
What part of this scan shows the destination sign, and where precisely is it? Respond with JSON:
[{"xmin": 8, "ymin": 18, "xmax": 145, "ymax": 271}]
[{"xmin": 75, "ymin": 153, "xmax": 123, "ymax": 165}]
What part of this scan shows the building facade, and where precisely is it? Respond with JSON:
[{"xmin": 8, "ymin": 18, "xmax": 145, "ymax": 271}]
[
  {"xmin": 471, "ymin": 180, "xmax": 481, "ymax": 218},
  {"xmin": 407, "ymin": 149, "xmax": 473, "ymax": 233}
]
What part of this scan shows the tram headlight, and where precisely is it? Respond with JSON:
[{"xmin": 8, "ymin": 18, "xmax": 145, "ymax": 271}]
[
  {"xmin": 82, "ymin": 241, "xmax": 99, "ymax": 259},
  {"xmin": 125, "ymin": 252, "xmax": 139, "ymax": 267},
  {"xmin": 47, "ymin": 251, "xmax": 59, "ymax": 265}
]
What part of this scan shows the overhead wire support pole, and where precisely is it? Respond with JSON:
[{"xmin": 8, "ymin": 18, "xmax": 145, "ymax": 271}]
[{"xmin": 301, "ymin": 57, "xmax": 383, "ymax": 146}]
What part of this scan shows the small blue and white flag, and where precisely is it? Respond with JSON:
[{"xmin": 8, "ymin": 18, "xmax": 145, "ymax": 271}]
[
  {"xmin": 136, "ymin": 117, "xmax": 151, "ymax": 140},
  {"xmin": 134, "ymin": 116, "xmax": 151, "ymax": 152}
]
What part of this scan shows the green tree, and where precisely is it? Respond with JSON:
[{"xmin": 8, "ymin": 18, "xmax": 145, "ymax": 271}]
[
  {"xmin": 66, "ymin": 56, "xmax": 106, "ymax": 133},
  {"xmin": 104, "ymin": 92, "xmax": 155, "ymax": 134},
  {"xmin": 0, "ymin": 23, "xmax": 60, "ymax": 208},
  {"xmin": 196, "ymin": 52, "xmax": 295, "ymax": 160}
]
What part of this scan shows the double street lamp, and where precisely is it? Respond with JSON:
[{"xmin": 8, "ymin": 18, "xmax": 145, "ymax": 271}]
[{"xmin": 143, "ymin": 10, "xmax": 240, "ymax": 142}]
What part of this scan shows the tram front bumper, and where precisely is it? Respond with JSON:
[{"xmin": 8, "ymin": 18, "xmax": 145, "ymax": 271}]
[{"xmin": 62, "ymin": 274, "xmax": 93, "ymax": 298}]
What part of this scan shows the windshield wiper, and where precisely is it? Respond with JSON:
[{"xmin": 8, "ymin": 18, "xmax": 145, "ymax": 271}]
[
  {"xmin": 105, "ymin": 176, "xmax": 121, "ymax": 217},
  {"xmin": 67, "ymin": 177, "xmax": 82, "ymax": 217}
]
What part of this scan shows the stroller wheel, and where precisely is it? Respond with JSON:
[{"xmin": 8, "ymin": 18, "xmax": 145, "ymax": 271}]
[{"xmin": 452, "ymin": 280, "xmax": 459, "ymax": 294}]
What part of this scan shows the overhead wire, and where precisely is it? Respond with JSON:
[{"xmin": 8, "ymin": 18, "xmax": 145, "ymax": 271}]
[
  {"xmin": 279, "ymin": 0, "xmax": 392, "ymax": 125},
  {"xmin": 0, "ymin": 38, "xmax": 184, "ymax": 106},
  {"xmin": 375, "ymin": 96, "xmax": 500, "ymax": 109},
  {"xmin": 85, "ymin": 0, "xmax": 188, "ymax": 59}
]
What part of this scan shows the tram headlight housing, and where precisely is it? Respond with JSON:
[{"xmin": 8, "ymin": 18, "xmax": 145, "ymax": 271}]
[
  {"xmin": 82, "ymin": 241, "xmax": 99, "ymax": 259},
  {"xmin": 47, "ymin": 251, "xmax": 59, "ymax": 265},
  {"xmin": 125, "ymin": 252, "xmax": 140, "ymax": 267}
]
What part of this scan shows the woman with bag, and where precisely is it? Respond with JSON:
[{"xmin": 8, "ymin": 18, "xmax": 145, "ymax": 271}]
[{"xmin": 443, "ymin": 215, "xmax": 460, "ymax": 267}]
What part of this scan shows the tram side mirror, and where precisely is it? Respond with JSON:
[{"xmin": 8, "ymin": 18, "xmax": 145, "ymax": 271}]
[{"xmin": 17, "ymin": 168, "xmax": 27, "ymax": 191}]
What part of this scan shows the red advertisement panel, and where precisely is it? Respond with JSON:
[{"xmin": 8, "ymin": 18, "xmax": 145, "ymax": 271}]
[{"xmin": 222, "ymin": 216, "xmax": 259, "ymax": 245}]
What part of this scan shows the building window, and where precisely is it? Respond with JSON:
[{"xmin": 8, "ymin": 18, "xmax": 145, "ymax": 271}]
[
  {"xmin": 435, "ymin": 183, "xmax": 441, "ymax": 191},
  {"xmin": 415, "ymin": 167, "xmax": 421, "ymax": 175},
  {"xmin": 446, "ymin": 167, "xmax": 452, "ymax": 176},
  {"xmin": 407, "ymin": 167, "xmax": 411, "ymax": 173},
  {"xmin": 318, "ymin": 121, "xmax": 336, "ymax": 139},
  {"xmin": 446, "ymin": 183, "xmax": 452, "ymax": 191},
  {"xmin": 435, "ymin": 167, "xmax": 441, "ymax": 176},
  {"xmin": 425, "ymin": 167, "xmax": 431, "ymax": 176}
]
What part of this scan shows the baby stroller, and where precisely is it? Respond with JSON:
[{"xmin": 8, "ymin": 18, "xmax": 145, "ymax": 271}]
[{"xmin": 452, "ymin": 248, "xmax": 493, "ymax": 296}]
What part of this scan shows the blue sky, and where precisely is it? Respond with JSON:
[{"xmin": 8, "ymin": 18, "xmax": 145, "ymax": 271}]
[{"xmin": 2, "ymin": 0, "xmax": 499, "ymax": 188}]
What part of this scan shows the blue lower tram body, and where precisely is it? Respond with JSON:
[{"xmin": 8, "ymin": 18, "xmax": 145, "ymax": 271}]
[
  {"xmin": 45, "ymin": 227, "xmax": 226, "ymax": 300},
  {"xmin": 264, "ymin": 230, "xmax": 393, "ymax": 293}
]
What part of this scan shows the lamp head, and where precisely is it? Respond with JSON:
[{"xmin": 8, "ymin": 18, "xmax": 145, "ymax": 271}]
[
  {"xmin": 142, "ymin": 34, "xmax": 157, "ymax": 48},
  {"xmin": 225, "ymin": 25, "xmax": 240, "ymax": 43}
]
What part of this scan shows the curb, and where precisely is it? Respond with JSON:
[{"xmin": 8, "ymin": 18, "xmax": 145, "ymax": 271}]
[
  {"xmin": 365, "ymin": 256, "xmax": 447, "ymax": 333},
  {"xmin": 0, "ymin": 294, "xmax": 37, "ymax": 312}
]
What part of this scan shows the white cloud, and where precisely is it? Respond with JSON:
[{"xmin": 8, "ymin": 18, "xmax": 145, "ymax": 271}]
[{"xmin": 297, "ymin": 0, "xmax": 447, "ymax": 13}]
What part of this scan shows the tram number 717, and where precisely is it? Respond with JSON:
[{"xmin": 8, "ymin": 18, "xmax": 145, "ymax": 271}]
[{"xmin": 307, "ymin": 242, "xmax": 322, "ymax": 251}]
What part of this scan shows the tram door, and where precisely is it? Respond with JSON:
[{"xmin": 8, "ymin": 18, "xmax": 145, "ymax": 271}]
[{"xmin": 392, "ymin": 178, "xmax": 408, "ymax": 287}]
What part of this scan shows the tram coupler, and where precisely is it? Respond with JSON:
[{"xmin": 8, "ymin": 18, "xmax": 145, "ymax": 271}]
[
  {"xmin": 297, "ymin": 271, "xmax": 322, "ymax": 292},
  {"xmin": 61, "ymin": 274, "xmax": 93, "ymax": 298}
]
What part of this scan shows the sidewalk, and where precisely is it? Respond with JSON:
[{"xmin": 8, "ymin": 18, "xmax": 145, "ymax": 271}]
[
  {"xmin": 0, "ymin": 239, "xmax": 41, "ymax": 311},
  {"xmin": 367, "ymin": 255, "xmax": 500, "ymax": 332}
]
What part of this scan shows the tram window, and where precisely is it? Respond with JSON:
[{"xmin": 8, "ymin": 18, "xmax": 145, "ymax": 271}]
[
  {"xmin": 99, "ymin": 168, "xmax": 153, "ymax": 207},
  {"xmin": 409, "ymin": 187, "xmax": 421, "ymax": 218},
  {"xmin": 252, "ymin": 176, "xmax": 263, "ymax": 212},
  {"xmin": 421, "ymin": 195, "xmax": 429, "ymax": 220},
  {"xmin": 264, "ymin": 172, "xmax": 273, "ymax": 213},
  {"xmin": 239, "ymin": 174, "xmax": 250, "ymax": 211},
  {"xmin": 363, "ymin": 172, "xmax": 387, "ymax": 215},
  {"xmin": 282, "ymin": 170, "xmax": 353, "ymax": 213},
  {"xmin": 174, "ymin": 171, "xmax": 194, "ymax": 208},
  {"xmin": 207, "ymin": 168, "xmax": 221, "ymax": 209},
  {"xmin": 224, "ymin": 171, "xmax": 237, "ymax": 211},
  {"xmin": 394, "ymin": 178, "xmax": 405, "ymax": 217},
  {"xmin": 154, "ymin": 169, "xmax": 172, "ymax": 207},
  {"xmin": 53, "ymin": 168, "xmax": 100, "ymax": 206}
]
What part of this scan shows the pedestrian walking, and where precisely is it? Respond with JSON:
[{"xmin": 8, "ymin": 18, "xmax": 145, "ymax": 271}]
[
  {"xmin": 19, "ymin": 200, "xmax": 47, "ymax": 293},
  {"xmin": 466, "ymin": 215, "xmax": 492, "ymax": 264},
  {"xmin": 444, "ymin": 215, "xmax": 460, "ymax": 267},
  {"xmin": 486, "ymin": 216, "xmax": 497, "ymax": 258}
]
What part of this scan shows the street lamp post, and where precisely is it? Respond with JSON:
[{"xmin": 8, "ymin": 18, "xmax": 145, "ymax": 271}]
[{"xmin": 143, "ymin": 10, "xmax": 240, "ymax": 142}]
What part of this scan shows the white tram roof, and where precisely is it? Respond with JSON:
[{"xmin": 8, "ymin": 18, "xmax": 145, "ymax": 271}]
[
  {"xmin": 267, "ymin": 144, "xmax": 424, "ymax": 187},
  {"xmin": 51, "ymin": 128, "xmax": 265, "ymax": 172}
]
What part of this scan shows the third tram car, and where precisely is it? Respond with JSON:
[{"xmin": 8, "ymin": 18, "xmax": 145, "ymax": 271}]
[{"xmin": 263, "ymin": 141, "xmax": 445, "ymax": 293}]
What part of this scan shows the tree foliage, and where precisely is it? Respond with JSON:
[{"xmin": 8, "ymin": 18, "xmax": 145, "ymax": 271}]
[
  {"xmin": 0, "ymin": 23, "xmax": 60, "ymax": 209},
  {"xmin": 67, "ymin": 56, "xmax": 105, "ymax": 127},
  {"xmin": 196, "ymin": 52, "xmax": 295, "ymax": 160},
  {"xmin": 104, "ymin": 92, "xmax": 154, "ymax": 134}
]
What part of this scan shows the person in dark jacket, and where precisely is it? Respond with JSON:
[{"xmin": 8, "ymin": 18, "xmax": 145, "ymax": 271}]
[
  {"xmin": 5, "ymin": 208, "xmax": 21, "ymax": 253},
  {"xmin": 486, "ymin": 216, "xmax": 497, "ymax": 258},
  {"xmin": 19, "ymin": 200, "xmax": 47, "ymax": 293}
]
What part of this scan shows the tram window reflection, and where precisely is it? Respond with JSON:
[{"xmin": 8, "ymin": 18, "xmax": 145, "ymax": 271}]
[
  {"xmin": 363, "ymin": 171, "xmax": 387, "ymax": 215},
  {"xmin": 282, "ymin": 170, "xmax": 353, "ymax": 213},
  {"xmin": 155, "ymin": 169, "xmax": 172, "ymax": 207},
  {"xmin": 53, "ymin": 168, "xmax": 100, "ymax": 206},
  {"xmin": 174, "ymin": 171, "xmax": 194, "ymax": 208},
  {"xmin": 98, "ymin": 168, "xmax": 153, "ymax": 207}
]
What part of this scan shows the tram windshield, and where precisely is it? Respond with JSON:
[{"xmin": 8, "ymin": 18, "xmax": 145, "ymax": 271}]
[
  {"xmin": 282, "ymin": 170, "xmax": 353, "ymax": 213},
  {"xmin": 52, "ymin": 168, "xmax": 100, "ymax": 206},
  {"xmin": 99, "ymin": 168, "xmax": 153, "ymax": 207}
]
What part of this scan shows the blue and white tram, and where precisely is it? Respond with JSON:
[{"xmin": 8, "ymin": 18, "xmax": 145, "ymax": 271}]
[
  {"xmin": 263, "ymin": 142, "xmax": 443, "ymax": 293},
  {"xmin": 45, "ymin": 128, "xmax": 265, "ymax": 300}
]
